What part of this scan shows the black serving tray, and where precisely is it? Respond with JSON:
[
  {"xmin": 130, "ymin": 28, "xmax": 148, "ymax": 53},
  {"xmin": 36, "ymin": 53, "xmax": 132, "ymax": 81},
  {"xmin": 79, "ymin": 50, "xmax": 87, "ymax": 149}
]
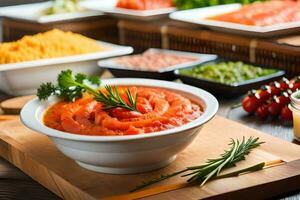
[
  {"xmin": 174, "ymin": 60, "xmax": 286, "ymax": 97},
  {"xmin": 98, "ymin": 48, "xmax": 217, "ymax": 81},
  {"xmin": 103, "ymin": 67, "xmax": 176, "ymax": 80}
]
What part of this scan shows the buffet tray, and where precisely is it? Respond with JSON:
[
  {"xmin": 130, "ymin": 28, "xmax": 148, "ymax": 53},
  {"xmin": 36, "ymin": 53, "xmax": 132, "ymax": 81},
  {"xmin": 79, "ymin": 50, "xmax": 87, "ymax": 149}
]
[
  {"xmin": 84, "ymin": 0, "xmax": 176, "ymax": 21},
  {"xmin": 98, "ymin": 49, "xmax": 217, "ymax": 80},
  {"xmin": 169, "ymin": 4, "xmax": 300, "ymax": 38},
  {"xmin": 0, "ymin": 41, "xmax": 133, "ymax": 95},
  {"xmin": 174, "ymin": 59, "xmax": 285, "ymax": 96},
  {"xmin": 101, "ymin": 7, "xmax": 176, "ymax": 21},
  {"xmin": 0, "ymin": 0, "xmax": 104, "ymax": 23},
  {"xmin": 0, "ymin": 116, "xmax": 300, "ymax": 200}
]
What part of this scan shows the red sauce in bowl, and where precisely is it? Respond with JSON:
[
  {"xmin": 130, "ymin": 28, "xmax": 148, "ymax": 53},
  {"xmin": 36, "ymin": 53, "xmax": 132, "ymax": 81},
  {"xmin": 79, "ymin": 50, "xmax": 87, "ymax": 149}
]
[{"xmin": 43, "ymin": 86, "xmax": 203, "ymax": 136}]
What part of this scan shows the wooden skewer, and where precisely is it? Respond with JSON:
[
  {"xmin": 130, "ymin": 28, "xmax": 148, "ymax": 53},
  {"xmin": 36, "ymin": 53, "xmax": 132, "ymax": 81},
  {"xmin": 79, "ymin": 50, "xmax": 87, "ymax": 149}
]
[
  {"xmin": 264, "ymin": 159, "xmax": 285, "ymax": 169},
  {"xmin": 0, "ymin": 115, "xmax": 19, "ymax": 121},
  {"xmin": 102, "ymin": 159, "xmax": 284, "ymax": 200},
  {"xmin": 102, "ymin": 183, "xmax": 189, "ymax": 200}
]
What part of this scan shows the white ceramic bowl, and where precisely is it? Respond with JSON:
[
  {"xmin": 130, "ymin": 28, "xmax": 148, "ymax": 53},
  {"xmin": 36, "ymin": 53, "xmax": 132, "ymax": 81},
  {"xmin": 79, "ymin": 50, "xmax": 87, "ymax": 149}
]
[{"xmin": 21, "ymin": 78, "xmax": 218, "ymax": 174}]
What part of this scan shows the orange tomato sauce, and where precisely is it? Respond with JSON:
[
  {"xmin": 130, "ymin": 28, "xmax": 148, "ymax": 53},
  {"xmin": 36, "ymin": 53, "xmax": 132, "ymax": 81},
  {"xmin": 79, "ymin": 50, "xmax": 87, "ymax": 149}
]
[
  {"xmin": 43, "ymin": 87, "xmax": 203, "ymax": 136},
  {"xmin": 209, "ymin": 0, "xmax": 300, "ymax": 26}
]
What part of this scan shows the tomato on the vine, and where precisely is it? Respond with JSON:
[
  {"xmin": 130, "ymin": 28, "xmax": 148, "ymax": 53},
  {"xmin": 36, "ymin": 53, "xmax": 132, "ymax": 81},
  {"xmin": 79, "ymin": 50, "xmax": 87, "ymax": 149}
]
[
  {"xmin": 291, "ymin": 83, "xmax": 300, "ymax": 91},
  {"xmin": 269, "ymin": 81, "xmax": 281, "ymax": 95},
  {"xmin": 242, "ymin": 91, "xmax": 260, "ymax": 113},
  {"xmin": 278, "ymin": 77, "xmax": 290, "ymax": 90},
  {"xmin": 255, "ymin": 104, "xmax": 268, "ymax": 119},
  {"xmin": 258, "ymin": 88, "xmax": 271, "ymax": 101},
  {"xmin": 280, "ymin": 105, "xmax": 293, "ymax": 121},
  {"xmin": 242, "ymin": 76, "xmax": 297, "ymax": 122},
  {"xmin": 275, "ymin": 92, "xmax": 290, "ymax": 106},
  {"xmin": 290, "ymin": 77, "xmax": 300, "ymax": 91},
  {"xmin": 267, "ymin": 100, "xmax": 282, "ymax": 116}
]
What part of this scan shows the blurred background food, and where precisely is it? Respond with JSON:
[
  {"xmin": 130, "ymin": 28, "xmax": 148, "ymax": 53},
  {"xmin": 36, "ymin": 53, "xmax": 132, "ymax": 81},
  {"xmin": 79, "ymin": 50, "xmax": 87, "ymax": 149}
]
[
  {"xmin": 116, "ymin": 0, "xmax": 174, "ymax": 10},
  {"xmin": 178, "ymin": 61, "xmax": 279, "ymax": 85},
  {"xmin": 113, "ymin": 50, "xmax": 197, "ymax": 71},
  {"xmin": 208, "ymin": 0, "xmax": 300, "ymax": 26},
  {"xmin": 0, "ymin": 29, "xmax": 103, "ymax": 64},
  {"xmin": 44, "ymin": 0, "xmax": 83, "ymax": 15},
  {"xmin": 173, "ymin": 0, "xmax": 261, "ymax": 9}
]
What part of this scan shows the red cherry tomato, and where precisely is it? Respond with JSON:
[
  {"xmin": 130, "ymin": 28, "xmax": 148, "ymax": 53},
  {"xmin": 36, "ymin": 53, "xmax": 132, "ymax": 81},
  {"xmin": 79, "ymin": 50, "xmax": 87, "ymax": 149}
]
[
  {"xmin": 276, "ymin": 92, "xmax": 290, "ymax": 106},
  {"xmin": 290, "ymin": 79, "xmax": 300, "ymax": 91},
  {"xmin": 242, "ymin": 77, "xmax": 300, "ymax": 121},
  {"xmin": 292, "ymin": 83, "xmax": 300, "ymax": 91},
  {"xmin": 269, "ymin": 82, "xmax": 281, "ymax": 95},
  {"xmin": 267, "ymin": 101, "xmax": 282, "ymax": 116},
  {"xmin": 280, "ymin": 105, "xmax": 293, "ymax": 121},
  {"xmin": 256, "ymin": 87, "xmax": 271, "ymax": 102},
  {"xmin": 255, "ymin": 104, "xmax": 268, "ymax": 119},
  {"xmin": 242, "ymin": 95, "xmax": 260, "ymax": 113},
  {"xmin": 279, "ymin": 77, "xmax": 290, "ymax": 90}
]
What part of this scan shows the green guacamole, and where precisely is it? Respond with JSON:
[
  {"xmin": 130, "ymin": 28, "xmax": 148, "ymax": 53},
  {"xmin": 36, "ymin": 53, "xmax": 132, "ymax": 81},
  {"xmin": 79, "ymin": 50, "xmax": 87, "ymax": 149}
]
[{"xmin": 179, "ymin": 61, "xmax": 278, "ymax": 85}]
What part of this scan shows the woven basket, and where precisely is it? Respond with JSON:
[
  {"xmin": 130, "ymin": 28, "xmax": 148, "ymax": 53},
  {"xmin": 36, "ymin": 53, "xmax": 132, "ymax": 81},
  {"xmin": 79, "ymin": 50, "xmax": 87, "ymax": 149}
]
[
  {"xmin": 164, "ymin": 26, "xmax": 300, "ymax": 76},
  {"xmin": 253, "ymin": 41, "xmax": 300, "ymax": 76},
  {"xmin": 118, "ymin": 20, "xmax": 165, "ymax": 53},
  {"xmin": 164, "ymin": 26, "xmax": 252, "ymax": 62},
  {"xmin": 2, "ymin": 16, "xmax": 119, "ymax": 44}
]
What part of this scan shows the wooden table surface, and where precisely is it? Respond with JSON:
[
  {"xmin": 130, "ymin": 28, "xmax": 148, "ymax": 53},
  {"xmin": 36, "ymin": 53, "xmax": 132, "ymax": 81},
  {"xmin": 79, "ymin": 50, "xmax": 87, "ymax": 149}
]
[{"xmin": 0, "ymin": 84, "xmax": 300, "ymax": 200}]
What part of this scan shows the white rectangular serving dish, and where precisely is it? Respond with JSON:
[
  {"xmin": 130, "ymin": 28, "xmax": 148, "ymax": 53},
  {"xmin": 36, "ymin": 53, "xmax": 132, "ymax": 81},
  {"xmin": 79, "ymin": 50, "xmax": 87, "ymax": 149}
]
[
  {"xmin": 98, "ymin": 48, "xmax": 217, "ymax": 80},
  {"xmin": 99, "ymin": 48, "xmax": 217, "ymax": 72},
  {"xmin": 169, "ymin": 4, "xmax": 300, "ymax": 38},
  {"xmin": 0, "ymin": 41, "xmax": 133, "ymax": 95},
  {"xmin": 83, "ymin": 0, "xmax": 176, "ymax": 21},
  {"xmin": 0, "ymin": 0, "xmax": 104, "ymax": 23}
]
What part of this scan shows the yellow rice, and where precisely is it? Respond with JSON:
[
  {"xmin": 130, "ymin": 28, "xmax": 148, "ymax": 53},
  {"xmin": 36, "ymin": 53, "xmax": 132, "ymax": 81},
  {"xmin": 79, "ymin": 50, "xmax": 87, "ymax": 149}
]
[{"xmin": 0, "ymin": 29, "xmax": 104, "ymax": 64}]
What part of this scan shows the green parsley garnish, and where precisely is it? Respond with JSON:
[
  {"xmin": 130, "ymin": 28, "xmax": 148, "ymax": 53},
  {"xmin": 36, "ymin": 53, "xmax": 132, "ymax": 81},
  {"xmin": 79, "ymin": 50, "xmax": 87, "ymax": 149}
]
[{"xmin": 37, "ymin": 70, "xmax": 138, "ymax": 112}]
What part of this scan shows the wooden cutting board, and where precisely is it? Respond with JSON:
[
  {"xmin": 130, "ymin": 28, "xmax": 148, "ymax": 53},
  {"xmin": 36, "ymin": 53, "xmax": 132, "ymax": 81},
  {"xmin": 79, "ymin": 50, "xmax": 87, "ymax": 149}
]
[
  {"xmin": 0, "ymin": 116, "xmax": 300, "ymax": 200},
  {"xmin": 0, "ymin": 95, "xmax": 34, "ymax": 114}
]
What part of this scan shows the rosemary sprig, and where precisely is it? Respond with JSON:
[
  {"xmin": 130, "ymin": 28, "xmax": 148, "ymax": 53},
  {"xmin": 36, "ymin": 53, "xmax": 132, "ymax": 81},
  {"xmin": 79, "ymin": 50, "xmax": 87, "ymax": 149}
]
[
  {"xmin": 132, "ymin": 137, "xmax": 264, "ymax": 192},
  {"xmin": 212, "ymin": 162, "xmax": 265, "ymax": 180},
  {"xmin": 231, "ymin": 102, "xmax": 242, "ymax": 109},
  {"xmin": 37, "ymin": 70, "xmax": 138, "ymax": 112},
  {"xmin": 95, "ymin": 85, "xmax": 138, "ymax": 111}
]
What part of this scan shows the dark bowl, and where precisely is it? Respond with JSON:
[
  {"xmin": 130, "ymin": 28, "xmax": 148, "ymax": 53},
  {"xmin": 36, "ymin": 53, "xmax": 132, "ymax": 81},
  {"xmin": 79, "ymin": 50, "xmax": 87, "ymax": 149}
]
[
  {"xmin": 103, "ymin": 67, "xmax": 176, "ymax": 80},
  {"xmin": 174, "ymin": 60, "xmax": 286, "ymax": 97},
  {"xmin": 98, "ymin": 48, "xmax": 217, "ymax": 81}
]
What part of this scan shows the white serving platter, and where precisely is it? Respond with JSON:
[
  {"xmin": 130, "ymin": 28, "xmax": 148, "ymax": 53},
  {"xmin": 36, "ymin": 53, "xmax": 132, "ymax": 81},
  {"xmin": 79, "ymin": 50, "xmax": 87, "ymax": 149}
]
[
  {"xmin": 0, "ymin": 0, "xmax": 105, "ymax": 23},
  {"xmin": 169, "ymin": 4, "xmax": 300, "ymax": 38},
  {"xmin": 98, "ymin": 48, "xmax": 217, "ymax": 72},
  {"xmin": 0, "ymin": 41, "xmax": 133, "ymax": 95},
  {"xmin": 83, "ymin": 0, "xmax": 176, "ymax": 21}
]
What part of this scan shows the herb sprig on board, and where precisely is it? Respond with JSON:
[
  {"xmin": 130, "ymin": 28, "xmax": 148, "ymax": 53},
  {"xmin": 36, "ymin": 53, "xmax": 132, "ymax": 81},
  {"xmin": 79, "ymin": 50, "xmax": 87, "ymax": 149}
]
[
  {"xmin": 37, "ymin": 70, "xmax": 138, "ymax": 112},
  {"xmin": 132, "ymin": 137, "xmax": 264, "ymax": 192}
]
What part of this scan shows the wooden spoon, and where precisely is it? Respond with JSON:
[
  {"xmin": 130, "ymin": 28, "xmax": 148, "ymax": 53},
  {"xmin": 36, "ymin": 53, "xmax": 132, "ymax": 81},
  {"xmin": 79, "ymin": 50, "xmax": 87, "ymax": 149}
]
[{"xmin": 0, "ymin": 95, "xmax": 35, "ymax": 115}]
